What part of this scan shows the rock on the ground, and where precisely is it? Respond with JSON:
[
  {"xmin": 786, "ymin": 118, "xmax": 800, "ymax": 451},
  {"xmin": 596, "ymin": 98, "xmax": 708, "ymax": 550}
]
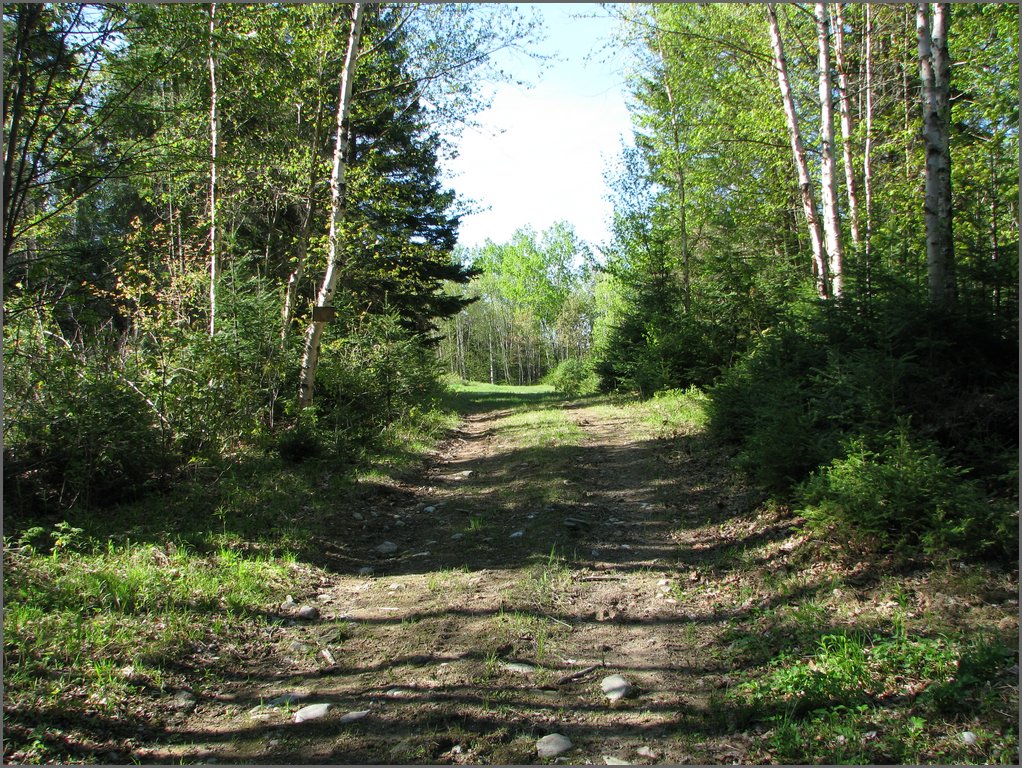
[
  {"xmin": 297, "ymin": 605, "xmax": 320, "ymax": 620},
  {"xmin": 635, "ymin": 746, "xmax": 657, "ymax": 759},
  {"xmin": 600, "ymin": 674, "xmax": 632, "ymax": 701},
  {"xmin": 500, "ymin": 661, "xmax": 536, "ymax": 674},
  {"xmin": 603, "ymin": 758, "xmax": 632, "ymax": 765},
  {"xmin": 171, "ymin": 690, "xmax": 197, "ymax": 712},
  {"xmin": 961, "ymin": 731, "xmax": 978, "ymax": 746},
  {"xmin": 294, "ymin": 703, "xmax": 331, "ymax": 722},
  {"xmin": 375, "ymin": 540, "xmax": 398, "ymax": 555},
  {"xmin": 338, "ymin": 709, "xmax": 370, "ymax": 724},
  {"xmin": 510, "ymin": 530, "xmax": 525, "ymax": 538},
  {"xmin": 536, "ymin": 733, "xmax": 572, "ymax": 758}
]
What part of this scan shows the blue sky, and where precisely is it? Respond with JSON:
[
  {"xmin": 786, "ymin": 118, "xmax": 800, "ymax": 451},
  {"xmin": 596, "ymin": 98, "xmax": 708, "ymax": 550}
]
[{"xmin": 443, "ymin": 3, "xmax": 633, "ymax": 250}]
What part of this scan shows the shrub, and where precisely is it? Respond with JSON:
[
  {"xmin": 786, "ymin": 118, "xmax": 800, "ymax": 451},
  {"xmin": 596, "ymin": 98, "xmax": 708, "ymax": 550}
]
[
  {"xmin": 549, "ymin": 358, "xmax": 597, "ymax": 398},
  {"xmin": 4, "ymin": 336, "xmax": 169, "ymax": 514},
  {"xmin": 799, "ymin": 427, "xmax": 1017, "ymax": 557}
]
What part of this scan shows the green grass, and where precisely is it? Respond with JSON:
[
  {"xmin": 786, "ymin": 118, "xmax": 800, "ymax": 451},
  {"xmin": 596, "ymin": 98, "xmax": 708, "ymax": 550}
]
[
  {"xmin": 442, "ymin": 379, "xmax": 563, "ymax": 415},
  {"xmin": 3, "ymin": 391, "xmax": 460, "ymax": 763},
  {"xmin": 3, "ymin": 538, "xmax": 297, "ymax": 709},
  {"xmin": 727, "ymin": 628, "xmax": 1018, "ymax": 764}
]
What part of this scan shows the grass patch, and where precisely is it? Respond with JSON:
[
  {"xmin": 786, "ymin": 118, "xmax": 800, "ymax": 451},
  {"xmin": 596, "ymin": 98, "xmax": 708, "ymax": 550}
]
[
  {"xmin": 728, "ymin": 628, "xmax": 1018, "ymax": 764},
  {"xmin": 442, "ymin": 379, "xmax": 563, "ymax": 415}
]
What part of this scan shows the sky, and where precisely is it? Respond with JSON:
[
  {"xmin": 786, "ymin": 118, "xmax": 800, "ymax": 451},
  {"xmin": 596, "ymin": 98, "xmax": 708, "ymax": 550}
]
[{"xmin": 442, "ymin": 3, "xmax": 634, "ymax": 251}]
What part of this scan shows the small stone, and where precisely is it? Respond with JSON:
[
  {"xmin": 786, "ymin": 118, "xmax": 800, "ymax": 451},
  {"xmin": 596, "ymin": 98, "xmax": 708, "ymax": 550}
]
[
  {"xmin": 450, "ymin": 533, "xmax": 464, "ymax": 540},
  {"xmin": 388, "ymin": 583, "xmax": 403, "ymax": 591},
  {"xmin": 424, "ymin": 506, "xmax": 437, "ymax": 514},
  {"xmin": 297, "ymin": 605, "xmax": 320, "ymax": 620},
  {"xmin": 352, "ymin": 512, "xmax": 363, "ymax": 520},
  {"xmin": 536, "ymin": 733, "xmax": 572, "ymax": 758},
  {"xmin": 500, "ymin": 661, "xmax": 536, "ymax": 674},
  {"xmin": 601, "ymin": 674, "xmax": 632, "ymax": 701},
  {"xmin": 604, "ymin": 758, "xmax": 631, "ymax": 765},
  {"xmin": 961, "ymin": 731, "xmax": 978, "ymax": 746},
  {"xmin": 375, "ymin": 541, "xmax": 398, "ymax": 555},
  {"xmin": 411, "ymin": 551, "xmax": 431, "ymax": 557},
  {"xmin": 635, "ymin": 746, "xmax": 657, "ymax": 759},
  {"xmin": 339, "ymin": 709, "xmax": 370, "ymax": 724},
  {"xmin": 294, "ymin": 703, "xmax": 331, "ymax": 722},
  {"xmin": 510, "ymin": 530, "xmax": 525, "ymax": 538},
  {"xmin": 385, "ymin": 688, "xmax": 411, "ymax": 697},
  {"xmin": 172, "ymin": 690, "xmax": 197, "ymax": 712}
]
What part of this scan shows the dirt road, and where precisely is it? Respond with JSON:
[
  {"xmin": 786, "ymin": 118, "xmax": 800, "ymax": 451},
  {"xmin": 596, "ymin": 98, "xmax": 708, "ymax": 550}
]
[{"xmin": 136, "ymin": 392, "xmax": 799, "ymax": 764}]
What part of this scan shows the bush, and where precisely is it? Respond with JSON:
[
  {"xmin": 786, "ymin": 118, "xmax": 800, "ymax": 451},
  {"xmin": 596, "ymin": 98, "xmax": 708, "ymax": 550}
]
[
  {"xmin": 4, "ymin": 340, "xmax": 170, "ymax": 513},
  {"xmin": 314, "ymin": 313, "xmax": 444, "ymax": 451},
  {"xmin": 549, "ymin": 358, "xmax": 598, "ymax": 398},
  {"xmin": 709, "ymin": 294, "xmax": 1018, "ymax": 495},
  {"xmin": 799, "ymin": 427, "xmax": 1017, "ymax": 557}
]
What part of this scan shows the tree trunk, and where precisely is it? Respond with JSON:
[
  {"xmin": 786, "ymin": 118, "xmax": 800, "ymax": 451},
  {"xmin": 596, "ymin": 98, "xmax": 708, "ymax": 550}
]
[
  {"xmin": 767, "ymin": 3, "xmax": 829, "ymax": 298},
  {"xmin": 917, "ymin": 2, "xmax": 955, "ymax": 305},
  {"xmin": 2, "ymin": 4, "xmax": 44, "ymax": 271},
  {"xmin": 832, "ymin": 3, "xmax": 861, "ymax": 249},
  {"xmin": 208, "ymin": 3, "xmax": 220, "ymax": 337},
  {"xmin": 817, "ymin": 2, "xmax": 844, "ymax": 298},
  {"xmin": 863, "ymin": 3, "xmax": 874, "ymax": 284},
  {"xmin": 297, "ymin": 3, "xmax": 366, "ymax": 409}
]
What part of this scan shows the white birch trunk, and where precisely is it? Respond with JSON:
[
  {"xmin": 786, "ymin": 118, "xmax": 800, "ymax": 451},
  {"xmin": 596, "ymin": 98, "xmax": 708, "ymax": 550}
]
[
  {"xmin": 767, "ymin": 3, "xmax": 829, "ymax": 298},
  {"xmin": 863, "ymin": 3, "xmax": 874, "ymax": 270},
  {"xmin": 816, "ymin": 2, "xmax": 844, "ymax": 297},
  {"xmin": 831, "ymin": 3, "xmax": 860, "ymax": 249},
  {"xmin": 297, "ymin": 3, "xmax": 366, "ymax": 409},
  {"xmin": 208, "ymin": 3, "xmax": 220, "ymax": 336},
  {"xmin": 917, "ymin": 2, "xmax": 955, "ymax": 305}
]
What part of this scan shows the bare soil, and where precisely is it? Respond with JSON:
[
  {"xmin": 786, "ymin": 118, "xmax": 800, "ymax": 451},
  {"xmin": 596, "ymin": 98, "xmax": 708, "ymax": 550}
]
[{"xmin": 123, "ymin": 396, "xmax": 1017, "ymax": 765}]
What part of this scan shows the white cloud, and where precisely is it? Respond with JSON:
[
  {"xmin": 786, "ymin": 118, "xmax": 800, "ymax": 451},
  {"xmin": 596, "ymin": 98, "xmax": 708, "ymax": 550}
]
[{"xmin": 445, "ymin": 78, "xmax": 632, "ymax": 249}]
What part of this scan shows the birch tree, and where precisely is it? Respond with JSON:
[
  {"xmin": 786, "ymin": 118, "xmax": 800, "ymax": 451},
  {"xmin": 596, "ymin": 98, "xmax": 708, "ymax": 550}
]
[
  {"xmin": 767, "ymin": 3, "xmax": 829, "ymax": 298},
  {"xmin": 297, "ymin": 2, "xmax": 365, "ymax": 409},
  {"xmin": 207, "ymin": 2, "xmax": 220, "ymax": 336},
  {"xmin": 831, "ymin": 2, "xmax": 861, "ymax": 249},
  {"xmin": 816, "ymin": 2, "xmax": 844, "ymax": 297},
  {"xmin": 917, "ymin": 2, "xmax": 955, "ymax": 305}
]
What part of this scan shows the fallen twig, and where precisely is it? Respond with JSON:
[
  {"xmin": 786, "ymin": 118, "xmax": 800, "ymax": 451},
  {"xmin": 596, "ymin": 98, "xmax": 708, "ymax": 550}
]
[{"xmin": 555, "ymin": 663, "xmax": 602, "ymax": 685}]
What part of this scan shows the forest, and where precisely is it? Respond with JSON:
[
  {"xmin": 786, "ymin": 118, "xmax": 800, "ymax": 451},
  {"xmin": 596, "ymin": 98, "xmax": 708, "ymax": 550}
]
[{"xmin": 3, "ymin": 2, "xmax": 1018, "ymax": 764}]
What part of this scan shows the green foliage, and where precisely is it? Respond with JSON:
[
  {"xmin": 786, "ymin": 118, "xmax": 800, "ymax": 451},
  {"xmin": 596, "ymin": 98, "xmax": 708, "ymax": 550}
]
[
  {"xmin": 549, "ymin": 358, "xmax": 597, "ymax": 398},
  {"xmin": 315, "ymin": 314, "xmax": 445, "ymax": 451},
  {"xmin": 4, "ymin": 322, "xmax": 170, "ymax": 514},
  {"xmin": 708, "ymin": 294, "xmax": 1018, "ymax": 556},
  {"xmin": 799, "ymin": 428, "xmax": 1016, "ymax": 557},
  {"xmin": 731, "ymin": 629, "xmax": 1017, "ymax": 764}
]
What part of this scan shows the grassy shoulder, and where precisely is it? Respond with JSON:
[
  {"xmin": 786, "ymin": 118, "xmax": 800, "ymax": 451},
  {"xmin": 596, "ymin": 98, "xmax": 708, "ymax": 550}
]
[{"xmin": 2, "ymin": 397, "xmax": 460, "ymax": 764}]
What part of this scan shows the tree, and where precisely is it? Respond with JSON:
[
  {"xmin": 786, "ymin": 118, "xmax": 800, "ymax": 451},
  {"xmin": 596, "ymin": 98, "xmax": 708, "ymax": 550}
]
[
  {"xmin": 767, "ymin": 3, "xmax": 829, "ymax": 298},
  {"xmin": 917, "ymin": 2, "xmax": 954, "ymax": 305},
  {"xmin": 815, "ymin": 1, "xmax": 844, "ymax": 297},
  {"xmin": 297, "ymin": 3, "xmax": 365, "ymax": 410}
]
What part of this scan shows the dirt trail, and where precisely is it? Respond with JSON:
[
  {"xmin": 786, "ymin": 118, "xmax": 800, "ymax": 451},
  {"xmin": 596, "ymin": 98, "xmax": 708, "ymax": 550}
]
[{"xmin": 140, "ymin": 397, "xmax": 766, "ymax": 765}]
